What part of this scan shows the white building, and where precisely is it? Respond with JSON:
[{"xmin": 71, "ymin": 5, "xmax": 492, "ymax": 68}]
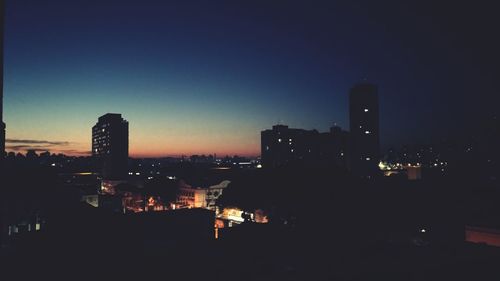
[{"xmin": 176, "ymin": 180, "xmax": 230, "ymax": 211}]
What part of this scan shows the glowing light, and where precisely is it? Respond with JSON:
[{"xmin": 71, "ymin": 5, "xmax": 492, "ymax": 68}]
[
  {"xmin": 256, "ymin": 164, "xmax": 262, "ymax": 168},
  {"xmin": 420, "ymin": 228, "xmax": 426, "ymax": 233},
  {"xmin": 378, "ymin": 161, "xmax": 387, "ymax": 170},
  {"xmin": 364, "ymin": 108, "xmax": 369, "ymax": 112},
  {"xmin": 147, "ymin": 196, "xmax": 156, "ymax": 206},
  {"xmin": 222, "ymin": 208, "xmax": 245, "ymax": 223}
]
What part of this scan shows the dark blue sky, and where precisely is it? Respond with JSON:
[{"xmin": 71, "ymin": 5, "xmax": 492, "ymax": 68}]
[{"xmin": 4, "ymin": 0, "xmax": 500, "ymax": 156}]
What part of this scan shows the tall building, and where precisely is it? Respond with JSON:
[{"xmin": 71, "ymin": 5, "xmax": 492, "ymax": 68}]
[
  {"xmin": 261, "ymin": 124, "xmax": 349, "ymax": 169},
  {"xmin": 0, "ymin": 0, "xmax": 5, "ymax": 160},
  {"xmin": 349, "ymin": 83, "xmax": 380, "ymax": 177},
  {"xmin": 92, "ymin": 113, "xmax": 129, "ymax": 180}
]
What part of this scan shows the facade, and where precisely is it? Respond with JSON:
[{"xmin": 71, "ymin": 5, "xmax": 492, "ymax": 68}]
[
  {"xmin": 261, "ymin": 124, "xmax": 349, "ymax": 168},
  {"xmin": 349, "ymin": 83, "xmax": 380, "ymax": 177},
  {"xmin": 92, "ymin": 113, "xmax": 129, "ymax": 180},
  {"xmin": 176, "ymin": 180, "xmax": 230, "ymax": 210}
]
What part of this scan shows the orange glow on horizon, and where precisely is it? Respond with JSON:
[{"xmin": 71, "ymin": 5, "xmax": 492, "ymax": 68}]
[
  {"xmin": 6, "ymin": 129, "xmax": 261, "ymax": 157},
  {"xmin": 6, "ymin": 142, "xmax": 260, "ymax": 158}
]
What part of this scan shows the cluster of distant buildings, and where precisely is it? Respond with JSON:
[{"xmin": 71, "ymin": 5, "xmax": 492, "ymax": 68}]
[
  {"xmin": 261, "ymin": 83, "xmax": 380, "ymax": 177},
  {"xmin": 84, "ymin": 83, "xmax": 381, "ymax": 228}
]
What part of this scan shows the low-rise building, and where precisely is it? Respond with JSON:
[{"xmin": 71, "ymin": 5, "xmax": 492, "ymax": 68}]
[{"xmin": 176, "ymin": 179, "xmax": 230, "ymax": 211}]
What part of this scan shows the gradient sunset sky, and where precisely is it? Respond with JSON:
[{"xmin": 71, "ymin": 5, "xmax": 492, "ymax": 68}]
[{"xmin": 4, "ymin": 0, "xmax": 499, "ymax": 157}]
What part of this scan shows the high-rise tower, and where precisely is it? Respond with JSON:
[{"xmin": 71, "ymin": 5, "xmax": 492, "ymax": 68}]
[
  {"xmin": 92, "ymin": 113, "xmax": 129, "ymax": 180},
  {"xmin": 349, "ymin": 83, "xmax": 380, "ymax": 177}
]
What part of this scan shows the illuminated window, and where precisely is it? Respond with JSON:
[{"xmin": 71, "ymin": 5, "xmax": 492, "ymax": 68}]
[
  {"xmin": 364, "ymin": 108, "xmax": 369, "ymax": 112},
  {"xmin": 366, "ymin": 157, "xmax": 371, "ymax": 161},
  {"xmin": 278, "ymin": 138, "xmax": 282, "ymax": 143},
  {"xmin": 365, "ymin": 130, "xmax": 370, "ymax": 134}
]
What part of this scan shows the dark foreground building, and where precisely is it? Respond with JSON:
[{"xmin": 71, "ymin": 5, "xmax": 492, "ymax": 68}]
[
  {"xmin": 92, "ymin": 113, "xmax": 129, "ymax": 180},
  {"xmin": 349, "ymin": 83, "xmax": 380, "ymax": 177},
  {"xmin": 0, "ymin": 0, "xmax": 5, "ymax": 161}
]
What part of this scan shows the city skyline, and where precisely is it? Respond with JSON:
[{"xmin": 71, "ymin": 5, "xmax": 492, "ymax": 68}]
[{"xmin": 3, "ymin": 0, "xmax": 500, "ymax": 157}]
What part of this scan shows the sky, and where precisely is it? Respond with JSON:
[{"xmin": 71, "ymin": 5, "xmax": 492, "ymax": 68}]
[{"xmin": 3, "ymin": 0, "xmax": 500, "ymax": 157}]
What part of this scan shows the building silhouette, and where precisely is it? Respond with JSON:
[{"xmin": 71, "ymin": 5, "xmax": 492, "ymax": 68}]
[
  {"xmin": 0, "ymin": 0, "xmax": 5, "ymax": 160},
  {"xmin": 261, "ymin": 124, "xmax": 349, "ymax": 169},
  {"xmin": 92, "ymin": 113, "xmax": 129, "ymax": 180},
  {"xmin": 329, "ymin": 125, "xmax": 350, "ymax": 169},
  {"xmin": 349, "ymin": 83, "xmax": 380, "ymax": 177}
]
